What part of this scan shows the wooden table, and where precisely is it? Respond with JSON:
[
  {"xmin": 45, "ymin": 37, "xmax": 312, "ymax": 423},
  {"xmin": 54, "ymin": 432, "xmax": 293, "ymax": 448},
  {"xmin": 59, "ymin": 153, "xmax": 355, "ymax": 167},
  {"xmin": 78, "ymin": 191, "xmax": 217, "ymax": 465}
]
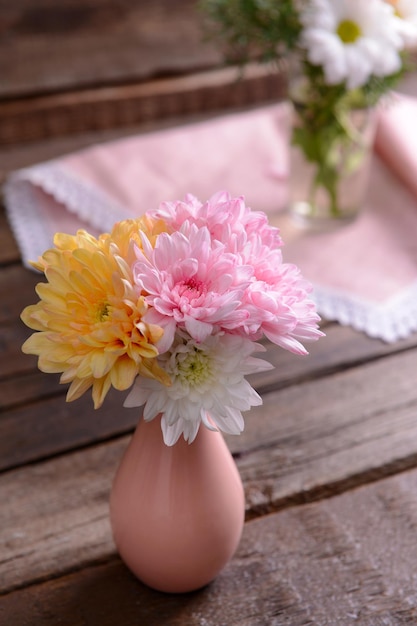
[{"xmin": 2, "ymin": 176, "xmax": 417, "ymax": 625}]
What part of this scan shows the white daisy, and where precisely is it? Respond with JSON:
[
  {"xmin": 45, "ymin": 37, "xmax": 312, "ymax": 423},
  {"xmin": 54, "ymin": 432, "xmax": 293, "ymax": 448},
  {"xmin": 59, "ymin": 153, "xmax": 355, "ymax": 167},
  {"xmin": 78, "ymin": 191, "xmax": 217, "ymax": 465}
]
[
  {"xmin": 124, "ymin": 333, "xmax": 273, "ymax": 446},
  {"xmin": 300, "ymin": 0, "xmax": 404, "ymax": 89}
]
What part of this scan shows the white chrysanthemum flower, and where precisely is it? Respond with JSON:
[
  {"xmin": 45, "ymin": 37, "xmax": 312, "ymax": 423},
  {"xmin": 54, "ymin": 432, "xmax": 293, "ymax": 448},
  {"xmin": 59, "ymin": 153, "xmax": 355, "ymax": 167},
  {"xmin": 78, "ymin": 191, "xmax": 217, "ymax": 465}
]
[
  {"xmin": 124, "ymin": 333, "xmax": 273, "ymax": 446},
  {"xmin": 389, "ymin": 0, "xmax": 417, "ymax": 48},
  {"xmin": 300, "ymin": 0, "xmax": 404, "ymax": 89}
]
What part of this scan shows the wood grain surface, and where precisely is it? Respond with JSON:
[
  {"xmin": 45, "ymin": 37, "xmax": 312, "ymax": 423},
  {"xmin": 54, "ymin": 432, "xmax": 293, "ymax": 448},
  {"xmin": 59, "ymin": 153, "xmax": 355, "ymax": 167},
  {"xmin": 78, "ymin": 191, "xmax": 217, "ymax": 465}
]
[
  {"xmin": 0, "ymin": 64, "xmax": 285, "ymax": 145},
  {"xmin": 1, "ymin": 0, "xmax": 219, "ymax": 99},
  {"xmin": 2, "ymin": 469, "xmax": 417, "ymax": 624},
  {"xmin": 2, "ymin": 324, "xmax": 417, "ymax": 595},
  {"xmin": 0, "ymin": 0, "xmax": 286, "ymax": 144}
]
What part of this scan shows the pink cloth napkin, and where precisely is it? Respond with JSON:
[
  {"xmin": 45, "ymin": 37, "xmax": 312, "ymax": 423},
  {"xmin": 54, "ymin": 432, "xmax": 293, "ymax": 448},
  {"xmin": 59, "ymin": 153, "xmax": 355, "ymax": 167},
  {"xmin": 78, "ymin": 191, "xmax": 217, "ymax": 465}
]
[
  {"xmin": 5, "ymin": 105, "xmax": 291, "ymax": 257},
  {"xmin": 5, "ymin": 95, "xmax": 417, "ymax": 342}
]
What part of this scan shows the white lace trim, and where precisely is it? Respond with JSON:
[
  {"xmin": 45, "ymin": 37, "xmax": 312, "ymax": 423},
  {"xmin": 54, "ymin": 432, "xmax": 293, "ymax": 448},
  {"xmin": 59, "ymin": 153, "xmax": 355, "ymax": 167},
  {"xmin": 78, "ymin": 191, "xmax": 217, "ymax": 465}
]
[
  {"xmin": 15, "ymin": 162, "xmax": 127, "ymax": 227},
  {"xmin": 5, "ymin": 176, "xmax": 59, "ymax": 269},
  {"xmin": 4, "ymin": 163, "xmax": 127, "ymax": 267},
  {"xmin": 312, "ymin": 280, "xmax": 417, "ymax": 343}
]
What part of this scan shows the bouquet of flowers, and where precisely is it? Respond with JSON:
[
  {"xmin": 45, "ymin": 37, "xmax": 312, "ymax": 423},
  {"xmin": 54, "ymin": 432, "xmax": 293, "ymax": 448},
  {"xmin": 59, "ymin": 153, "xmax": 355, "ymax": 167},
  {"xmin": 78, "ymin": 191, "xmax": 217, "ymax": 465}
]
[
  {"xmin": 21, "ymin": 192, "xmax": 323, "ymax": 446},
  {"xmin": 200, "ymin": 0, "xmax": 417, "ymax": 220}
]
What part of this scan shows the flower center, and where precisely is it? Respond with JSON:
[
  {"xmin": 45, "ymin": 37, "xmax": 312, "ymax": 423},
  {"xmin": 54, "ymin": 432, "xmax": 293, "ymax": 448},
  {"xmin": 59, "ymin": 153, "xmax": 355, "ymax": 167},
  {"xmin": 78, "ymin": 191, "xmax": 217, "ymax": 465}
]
[
  {"xmin": 174, "ymin": 277, "xmax": 208, "ymax": 311},
  {"xmin": 95, "ymin": 301, "xmax": 110, "ymax": 322},
  {"xmin": 175, "ymin": 346, "xmax": 212, "ymax": 387},
  {"xmin": 179, "ymin": 277, "xmax": 205, "ymax": 298},
  {"xmin": 337, "ymin": 19, "xmax": 362, "ymax": 44}
]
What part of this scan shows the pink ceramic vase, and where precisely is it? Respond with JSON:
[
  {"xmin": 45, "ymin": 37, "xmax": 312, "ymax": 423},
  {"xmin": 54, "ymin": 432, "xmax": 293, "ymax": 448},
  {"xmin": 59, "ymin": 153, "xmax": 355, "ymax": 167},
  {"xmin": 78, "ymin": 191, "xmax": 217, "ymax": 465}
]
[{"xmin": 109, "ymin": 415, "xmax": 245, "ymax": 593}]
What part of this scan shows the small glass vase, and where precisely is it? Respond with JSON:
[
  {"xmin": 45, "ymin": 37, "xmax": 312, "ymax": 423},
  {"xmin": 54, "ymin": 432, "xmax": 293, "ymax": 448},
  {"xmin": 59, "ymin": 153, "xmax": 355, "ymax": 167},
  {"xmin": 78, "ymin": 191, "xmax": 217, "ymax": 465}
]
[
  {"xmin": 109, "ymin": 415, "xmax": 245, "ymax": 593},
  {"xmin": 288, "ymin": 84, "xmax": 377, "ymax": 230}
]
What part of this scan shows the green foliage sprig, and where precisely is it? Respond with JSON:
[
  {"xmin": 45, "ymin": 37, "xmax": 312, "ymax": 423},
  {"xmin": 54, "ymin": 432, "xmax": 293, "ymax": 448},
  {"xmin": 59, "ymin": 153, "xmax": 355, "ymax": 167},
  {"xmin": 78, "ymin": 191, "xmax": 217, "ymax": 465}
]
[{"xmin": 199, "ymin": 0, "xmax": 302, "ymax": 64}]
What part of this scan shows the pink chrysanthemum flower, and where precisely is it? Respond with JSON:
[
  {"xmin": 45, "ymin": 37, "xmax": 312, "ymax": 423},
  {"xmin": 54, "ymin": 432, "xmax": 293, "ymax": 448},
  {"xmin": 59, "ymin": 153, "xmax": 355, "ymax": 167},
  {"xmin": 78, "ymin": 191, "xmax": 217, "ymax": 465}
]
[
  {"xmin": 236, "ymin": 236, "xmax": 323, "ymax": 353},
  {"xmin": 151, "ymin": 191, "xmax": 283, "ymax": 253},
  {"xmin": 148, "ymin": 191, "xmax": 323, "ymax": 354},
  {"xmin": 133, "ymin": 223, "xmax": 252, "ymax": 351},
  {"xmin": 242, "ymin": 270, "xmax": 323, "ymax": 354}
]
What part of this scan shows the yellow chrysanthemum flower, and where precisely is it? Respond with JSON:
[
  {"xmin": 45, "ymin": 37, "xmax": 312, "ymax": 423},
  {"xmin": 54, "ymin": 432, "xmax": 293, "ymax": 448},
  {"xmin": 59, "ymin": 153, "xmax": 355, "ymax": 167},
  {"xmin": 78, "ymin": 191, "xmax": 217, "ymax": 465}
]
[{"xmin": 21, "ymin": 219, "xmax": 171, "ymax": 409}]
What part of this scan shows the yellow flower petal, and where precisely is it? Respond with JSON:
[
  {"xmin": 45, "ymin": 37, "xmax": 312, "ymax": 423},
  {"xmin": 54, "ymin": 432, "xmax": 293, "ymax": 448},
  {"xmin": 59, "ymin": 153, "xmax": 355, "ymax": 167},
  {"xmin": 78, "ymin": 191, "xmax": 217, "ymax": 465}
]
[
  {"xmin": 66, "ymin": 376, "xmax": 93, "ymax": 403},
  {"xmin": 91, "ymin": 375, "xmax": 112, "ymax": 409}
]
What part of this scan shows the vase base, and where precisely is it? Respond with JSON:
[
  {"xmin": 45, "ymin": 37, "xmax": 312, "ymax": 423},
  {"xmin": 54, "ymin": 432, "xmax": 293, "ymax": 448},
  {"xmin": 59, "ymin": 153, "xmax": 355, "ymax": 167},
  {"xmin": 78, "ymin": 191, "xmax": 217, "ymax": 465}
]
[{"xmin": 288, "ymin": 202, "xmax": 360, "ymax": 231}]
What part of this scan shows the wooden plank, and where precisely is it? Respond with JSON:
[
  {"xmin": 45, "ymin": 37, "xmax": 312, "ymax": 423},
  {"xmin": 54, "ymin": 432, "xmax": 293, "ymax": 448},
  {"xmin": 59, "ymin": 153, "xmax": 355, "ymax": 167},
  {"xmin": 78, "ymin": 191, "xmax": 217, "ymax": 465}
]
[
  {"xmin": 11, "ymin": 66, "xmax": 279, "ymax": 139},
  {"xmin": 239, "ymin": 346, "xmax": 417, "ymax": 516},
  {"xmin": 0, "ymin": 64, "xmax": 285, "ymax": 144},
  {"xmin": 0, "ymin": 369, "xmax": 64, "ymax": 411},
  {"xmin": 0, "ymin": 0, "xmax": 220, "ymax": 100},
  {"xmin": 0, "ymin": 209, "xmax": 20, "ymax": 265},
  {"xmin": 0, "ymin": 438, "xmax": 118, "ymax": 594},
  {"xmin": 2, "ymin": 468, "xmax": 417, "ymax": 623},
  {"xmin": 2, "ymin": 347, "xmax": 417, "ymax": 593},
  {"xmin": 2, "ymin": 321, "xmax": 417, "ymax": 472},
  {"xmin": 0, "ymin": 322, "xmax": 36, "ymax": 381},
  {"xmin": 0, "ymin": 265, "xmax": 38, "ymax": 324},
  {"xmin": 0, "ymin": 391, "xmax": 138, "ymax": 472}
]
